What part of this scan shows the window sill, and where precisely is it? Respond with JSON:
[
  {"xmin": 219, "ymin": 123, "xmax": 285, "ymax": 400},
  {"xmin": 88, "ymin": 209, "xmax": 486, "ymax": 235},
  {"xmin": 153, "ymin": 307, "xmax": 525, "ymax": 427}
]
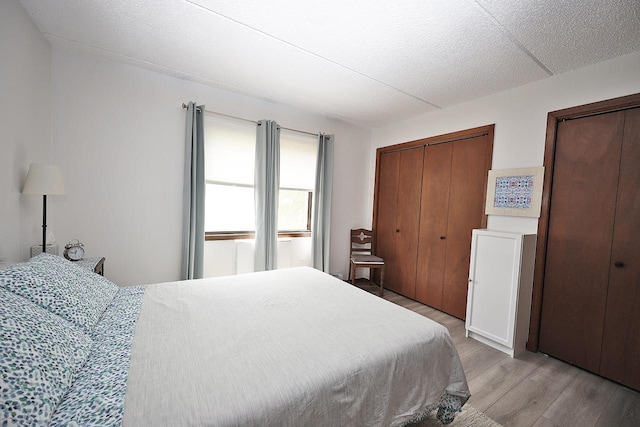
[{"xmin": 205, "ymin": 231, "xmax": 311, "ymax": 241}]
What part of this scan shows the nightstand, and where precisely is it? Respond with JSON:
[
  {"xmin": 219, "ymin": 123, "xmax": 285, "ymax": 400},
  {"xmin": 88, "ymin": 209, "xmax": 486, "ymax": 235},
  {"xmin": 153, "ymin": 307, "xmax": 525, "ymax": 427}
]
[{"xmin": 75, "ymin": 257, "xmax": 105, "ymax": 276}]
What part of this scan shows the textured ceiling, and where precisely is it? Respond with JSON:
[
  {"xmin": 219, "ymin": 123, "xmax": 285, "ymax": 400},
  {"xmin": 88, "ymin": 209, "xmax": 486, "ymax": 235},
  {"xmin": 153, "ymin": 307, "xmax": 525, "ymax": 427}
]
[{"xmin": 18, "ymin": 0, "xmax": 640, "ymax": 126}]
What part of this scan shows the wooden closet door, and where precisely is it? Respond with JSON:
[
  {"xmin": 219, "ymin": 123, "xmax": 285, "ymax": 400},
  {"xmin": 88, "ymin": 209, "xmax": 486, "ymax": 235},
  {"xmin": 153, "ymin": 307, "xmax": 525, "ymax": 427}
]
[
  {"xmin": 538, "ymin": 112, "xmax": 625, "ymax": 373},
  {"xmin": 375, "ymin": 151, "xmax": 401, "ymax": 292},
  {"xmin": 441, "ymin": 136, "xmax": 492, "ymax": 319},
  {"xmin": 375, "ymin": 147, "xmax": 423, "ymax": 296},
  {"xmin": 600, "ymin": 108, "xmax": 640, "ymax": 390},
  {"xmin": 374, "ymin": 125, "xmax": 494, "ymax": 307},
  {"xmin": 415, "ymin": 143, "xmax": 452, "ymax": 308},
  {"xmin": 393, "ymin": 147, "xmax": 424, "ymax": 298}
]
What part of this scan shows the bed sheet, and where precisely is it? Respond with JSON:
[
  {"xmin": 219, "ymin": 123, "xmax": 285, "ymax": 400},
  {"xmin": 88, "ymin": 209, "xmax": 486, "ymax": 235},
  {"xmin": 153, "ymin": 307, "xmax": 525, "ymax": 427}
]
[
  {"xmin": 50, "ymin": 286, "xmax": 146, "ymax": 426},
  {"xmin": 121, "ymin": 267, "xmax": 469, "ymax": 426}
]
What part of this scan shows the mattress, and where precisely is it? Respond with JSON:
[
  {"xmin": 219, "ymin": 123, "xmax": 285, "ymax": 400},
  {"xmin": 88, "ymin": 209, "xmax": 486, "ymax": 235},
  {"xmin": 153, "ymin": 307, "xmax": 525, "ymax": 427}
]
[
  {"xmin": 122, "ymin": 267, "xmax": 469, "ymax": 426},
  {"xmin": 1, "ymin": 256, "xmax": 469, "ymax": 426}
]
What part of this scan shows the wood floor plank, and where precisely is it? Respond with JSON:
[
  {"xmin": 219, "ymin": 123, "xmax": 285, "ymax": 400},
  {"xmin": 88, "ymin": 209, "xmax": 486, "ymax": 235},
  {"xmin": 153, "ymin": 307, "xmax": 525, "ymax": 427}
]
[
  {"xmin": 483, "ymin": 355, "xmax": 577, "ymax": 427},
  {"xmin": 468, "ymin": 350, "xmax": 547, "ymax": 412},
  {"xmin": 529, "ymin": 416, "xmax": 560, "ymax": 427},
  {"xmin": 458, "ymin": 342, "xmax": 508, "ymax": 381},
  {"xmin": 454, "ymin": 333, "xmax": 497, "ymax": 359},
  {"xmin": 594, "ymin": 386, "xmax": 640, "ymax": 427},
  {"xmin": 536, "ymin": 368, "xmax": 618, "ymax": 427}
]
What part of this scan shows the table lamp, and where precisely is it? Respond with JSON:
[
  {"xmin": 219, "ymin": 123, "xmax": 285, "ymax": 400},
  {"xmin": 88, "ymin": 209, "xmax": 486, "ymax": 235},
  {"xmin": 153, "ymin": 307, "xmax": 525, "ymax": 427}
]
[{"xmin": 22, "ymin": 164, "xmax": 66, "ymax": 254}]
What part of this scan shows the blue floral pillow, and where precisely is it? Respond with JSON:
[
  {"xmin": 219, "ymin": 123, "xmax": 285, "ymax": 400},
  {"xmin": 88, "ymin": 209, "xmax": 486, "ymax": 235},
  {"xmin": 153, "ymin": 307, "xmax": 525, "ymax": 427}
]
[
  {"xmin": 0, "ymin": 287, "xmax": 93, "ymax": 426},
  {"xmin": 0, "ymin": 253, "xmax": 118, "ymax": 334}
]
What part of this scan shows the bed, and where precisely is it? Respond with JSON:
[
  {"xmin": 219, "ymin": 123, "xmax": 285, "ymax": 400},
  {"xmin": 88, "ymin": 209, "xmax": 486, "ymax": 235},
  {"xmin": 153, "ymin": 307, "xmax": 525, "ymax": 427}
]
[{"xmin": 0, "ymin": 254, "xmax": 470, "ymax": 426}]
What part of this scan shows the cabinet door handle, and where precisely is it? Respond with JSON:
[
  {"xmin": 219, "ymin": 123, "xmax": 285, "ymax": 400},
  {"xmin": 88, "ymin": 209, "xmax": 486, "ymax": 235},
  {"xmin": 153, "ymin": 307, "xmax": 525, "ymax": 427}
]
[
  {"xmin": 440, "ymin": 236, "xmax": 446, "ymax": 240},
  {"xmin": 396, "ymin": 229, "xmax": 400, "ymax": 232},
  {"xmin": 614, "ymin": 261, "xmax": 624, "ymax": 268}
]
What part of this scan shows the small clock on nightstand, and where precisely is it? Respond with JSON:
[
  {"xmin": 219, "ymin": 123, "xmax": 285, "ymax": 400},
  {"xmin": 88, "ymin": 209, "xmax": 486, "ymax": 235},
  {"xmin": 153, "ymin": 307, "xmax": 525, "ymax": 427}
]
[
  {"xmin": 63, "ymin": 240, "xmax": 85, "ymax": 261},
  {"xmin": 62, "ymin": 240, "xmax": 105, "ymax": 275}
]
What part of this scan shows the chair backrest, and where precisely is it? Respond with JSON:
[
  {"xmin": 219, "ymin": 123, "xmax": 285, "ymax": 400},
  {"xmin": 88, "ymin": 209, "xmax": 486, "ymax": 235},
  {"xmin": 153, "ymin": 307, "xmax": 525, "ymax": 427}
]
[{"xmin": 350, "ymin": 228, "xmax": 376, "ymax": 257}]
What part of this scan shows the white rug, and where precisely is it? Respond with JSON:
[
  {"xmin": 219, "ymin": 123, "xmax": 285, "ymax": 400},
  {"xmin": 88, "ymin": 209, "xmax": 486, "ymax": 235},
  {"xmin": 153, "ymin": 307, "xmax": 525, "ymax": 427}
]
[{"xmin": 416, "ymin": 405, "xmax": 502, "ymax": 427}]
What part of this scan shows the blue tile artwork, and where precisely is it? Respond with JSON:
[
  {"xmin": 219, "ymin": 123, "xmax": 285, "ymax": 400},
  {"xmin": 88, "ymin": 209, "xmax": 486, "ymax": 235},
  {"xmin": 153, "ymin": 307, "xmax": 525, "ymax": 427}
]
[{"xmin": 493, "ymin": 175, "xmax": 534, "ymax": 209}]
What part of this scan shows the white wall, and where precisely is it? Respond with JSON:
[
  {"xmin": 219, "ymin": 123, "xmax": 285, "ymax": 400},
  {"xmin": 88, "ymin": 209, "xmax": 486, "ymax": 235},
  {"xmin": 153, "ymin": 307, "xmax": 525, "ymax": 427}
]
[
  {"xmin": 370, "ymin": 52, "xmax": 640, "ymax": 234},
  {"xmin": 12, "ymin": 1, "xmax": 637, "ymax": 285},
  {"xmin": 0, "ymin": 0, "xmax": 52, "ymax": 263},
  {"xmin": 50, "ymin": 49, "xmax": 371, "ymax": 285},
  {"xmin": 203, "ymin": 237, "xmax": 312, "ymax": 277}
]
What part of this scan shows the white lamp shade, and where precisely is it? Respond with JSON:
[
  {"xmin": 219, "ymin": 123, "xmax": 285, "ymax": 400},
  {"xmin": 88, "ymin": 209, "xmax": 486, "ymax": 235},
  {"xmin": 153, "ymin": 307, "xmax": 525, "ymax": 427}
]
[{"xmin": 22, "ymin": 164, "xmax": 66, "ymax": 195}]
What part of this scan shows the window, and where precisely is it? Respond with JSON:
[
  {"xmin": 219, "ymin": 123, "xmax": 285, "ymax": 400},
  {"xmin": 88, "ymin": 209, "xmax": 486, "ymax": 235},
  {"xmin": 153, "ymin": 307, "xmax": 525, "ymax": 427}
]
[
  {"xmin": 278, "ymin": 129, "xmax": 317, "ymax": 232},
  {"xmin": 204, "ymin": 115, "xmax": 256, "ymax": 236},
  {"xmin": 204, "ymin": 116, "xmax": 317, "ymax": 239}
]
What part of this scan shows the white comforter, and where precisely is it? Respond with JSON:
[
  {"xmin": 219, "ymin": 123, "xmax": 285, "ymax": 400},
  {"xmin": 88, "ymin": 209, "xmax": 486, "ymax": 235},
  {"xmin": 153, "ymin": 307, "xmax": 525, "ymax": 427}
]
[{"xmin": 122, "ymin": 267, "xmax": 469, "ymax": 426}]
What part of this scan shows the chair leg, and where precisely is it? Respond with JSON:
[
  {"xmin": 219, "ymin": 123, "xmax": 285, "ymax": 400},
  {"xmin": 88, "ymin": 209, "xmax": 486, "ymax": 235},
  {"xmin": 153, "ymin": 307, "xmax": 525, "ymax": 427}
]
[
  {"xmin": 379, "ymin": 265, "xmax": 385, "ymax": 297},
  {"xmin": 350, "ymin": 263, "xmax": 356, "ymax": 286}
]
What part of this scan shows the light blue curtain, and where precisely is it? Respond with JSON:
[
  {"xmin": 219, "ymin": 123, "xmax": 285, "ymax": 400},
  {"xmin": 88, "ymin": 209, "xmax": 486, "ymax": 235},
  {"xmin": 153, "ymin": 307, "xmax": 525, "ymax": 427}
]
[
  {"xmin": 181, "ymin": 102, "xmax": 205, "ymax": 280},
  {"xmin": 312, "ymin": 133, "xmax": 334, "ymax": 272},
  {"xmin": 254, "ymin": 120, "xmax": 280, "ymax": 271}
]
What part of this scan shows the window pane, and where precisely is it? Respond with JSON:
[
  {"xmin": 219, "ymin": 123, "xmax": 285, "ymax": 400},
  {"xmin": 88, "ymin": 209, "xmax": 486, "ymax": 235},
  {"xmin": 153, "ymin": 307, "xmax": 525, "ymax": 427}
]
[
  {"xmin": 204, "ymin": 116, "xmax": 255, "ymax": 186},
  {"xmin": 280, "ymin": 130, "xmax": 317, "ymax": 190},
  {"xmin": 278, "ymin": 189, "xmax": 310, "ymax": 231},
  {"xmin": 205, "ymin": 184, "xmax": 255, "ymax": 232}
]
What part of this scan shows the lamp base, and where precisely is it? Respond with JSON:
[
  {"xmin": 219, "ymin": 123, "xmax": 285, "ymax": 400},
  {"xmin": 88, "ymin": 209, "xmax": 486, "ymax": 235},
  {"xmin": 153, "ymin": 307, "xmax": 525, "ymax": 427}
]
[{"xmin": 31, "ymin": 244, "xmax": 59, "ymax": 258}]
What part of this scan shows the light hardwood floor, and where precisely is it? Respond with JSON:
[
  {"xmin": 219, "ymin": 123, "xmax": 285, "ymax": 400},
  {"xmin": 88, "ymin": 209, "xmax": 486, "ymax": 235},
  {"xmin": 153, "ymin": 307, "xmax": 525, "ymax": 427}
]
[{"xmin": 381, "ymin": 289, "xmax": 640, "ymax": 427}]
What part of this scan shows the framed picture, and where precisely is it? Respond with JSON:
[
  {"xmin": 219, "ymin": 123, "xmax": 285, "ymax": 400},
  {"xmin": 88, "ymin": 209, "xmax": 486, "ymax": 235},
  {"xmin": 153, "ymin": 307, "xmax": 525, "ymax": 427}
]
[{"xmin": 485, "ymin": 167, "xmax": 545, "ymax": 218}]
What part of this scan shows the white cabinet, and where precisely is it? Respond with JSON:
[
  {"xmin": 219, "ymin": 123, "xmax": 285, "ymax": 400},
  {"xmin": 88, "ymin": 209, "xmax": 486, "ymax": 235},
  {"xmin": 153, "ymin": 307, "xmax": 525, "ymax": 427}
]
[{"xmin": 465, "ymin": 229, "xmax": 536, "ymax": 357}]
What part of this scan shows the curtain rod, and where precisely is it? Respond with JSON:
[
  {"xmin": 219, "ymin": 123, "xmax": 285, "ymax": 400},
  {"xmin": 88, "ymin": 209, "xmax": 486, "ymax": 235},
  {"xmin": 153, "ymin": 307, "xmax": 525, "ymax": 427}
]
[{"xmin": 182, "ymin": 103, "xmax": 320, "ymax": 138}]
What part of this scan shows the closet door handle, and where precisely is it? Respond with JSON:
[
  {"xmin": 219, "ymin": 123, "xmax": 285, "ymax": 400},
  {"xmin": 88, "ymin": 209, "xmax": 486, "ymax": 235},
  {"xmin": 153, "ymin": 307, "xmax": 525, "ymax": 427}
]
[{"xmin": 614, "ymin": 261, "xmax": 624, "ymax": 268}]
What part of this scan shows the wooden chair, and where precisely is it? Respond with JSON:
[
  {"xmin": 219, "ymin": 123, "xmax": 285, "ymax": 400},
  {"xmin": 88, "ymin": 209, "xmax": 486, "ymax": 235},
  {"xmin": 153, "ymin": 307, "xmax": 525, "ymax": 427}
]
[{"xmin": 349, "ymin": 228, "xmax": 385, "ymax": 297}]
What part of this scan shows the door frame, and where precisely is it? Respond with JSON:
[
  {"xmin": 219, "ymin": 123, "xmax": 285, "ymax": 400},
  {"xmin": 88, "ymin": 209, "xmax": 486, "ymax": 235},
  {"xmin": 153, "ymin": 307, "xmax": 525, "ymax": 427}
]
[{"xmin": 527, "ymin": 92, "xmax": 640, "ymax": 352}]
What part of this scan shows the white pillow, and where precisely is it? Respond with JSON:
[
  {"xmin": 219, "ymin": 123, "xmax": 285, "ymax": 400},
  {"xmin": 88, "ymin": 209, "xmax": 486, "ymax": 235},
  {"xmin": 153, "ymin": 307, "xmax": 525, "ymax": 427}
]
[
  {"xmin": 0, "ymin": 288, "xmax": 93, "ymax": 426},
  {"xmin": 0, "ymin": 253, "xmax": 119, "ymax": 334}
]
